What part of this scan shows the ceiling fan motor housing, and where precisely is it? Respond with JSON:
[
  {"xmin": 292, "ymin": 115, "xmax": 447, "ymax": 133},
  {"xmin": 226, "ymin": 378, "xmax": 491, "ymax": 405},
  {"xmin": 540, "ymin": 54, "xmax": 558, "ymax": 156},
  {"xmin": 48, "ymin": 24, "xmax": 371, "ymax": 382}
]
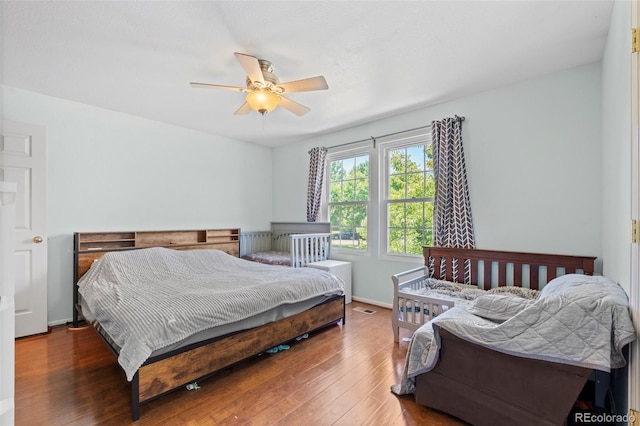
[{"xmin": 246, "ymin": 59, "xmax": 279, "ymax": 90}]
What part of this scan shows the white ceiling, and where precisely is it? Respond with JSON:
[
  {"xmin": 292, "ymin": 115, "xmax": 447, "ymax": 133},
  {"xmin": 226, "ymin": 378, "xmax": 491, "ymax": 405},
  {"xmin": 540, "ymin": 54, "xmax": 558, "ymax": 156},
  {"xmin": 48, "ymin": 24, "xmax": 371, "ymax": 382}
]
[{"xmin": 1, "ymin": 1, "xmax": 614, "ymax": 147}]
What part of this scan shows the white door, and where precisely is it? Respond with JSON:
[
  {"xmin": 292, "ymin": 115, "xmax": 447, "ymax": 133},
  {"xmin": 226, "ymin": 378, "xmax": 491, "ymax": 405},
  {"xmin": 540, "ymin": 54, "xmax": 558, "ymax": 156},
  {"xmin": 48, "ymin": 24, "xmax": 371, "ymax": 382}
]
[
  {"xmin": 0, "ymin": 120, "xmax": 47, "ymax": 337},
  {"xmin": 631, "ymin": 0, "xmax": 640, "ymax": 412}
]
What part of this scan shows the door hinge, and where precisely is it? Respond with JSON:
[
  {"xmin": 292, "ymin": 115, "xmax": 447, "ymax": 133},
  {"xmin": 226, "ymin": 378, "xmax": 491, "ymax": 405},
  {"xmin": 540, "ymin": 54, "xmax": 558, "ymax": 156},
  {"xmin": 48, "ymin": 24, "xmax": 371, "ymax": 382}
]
[
  {"xmin": 633, "ymin": 220, "xmax": 640, "ymax": 243},
  {"xmin": 633, "ymin": 28, "xmax": 639, "ymax": 53}
]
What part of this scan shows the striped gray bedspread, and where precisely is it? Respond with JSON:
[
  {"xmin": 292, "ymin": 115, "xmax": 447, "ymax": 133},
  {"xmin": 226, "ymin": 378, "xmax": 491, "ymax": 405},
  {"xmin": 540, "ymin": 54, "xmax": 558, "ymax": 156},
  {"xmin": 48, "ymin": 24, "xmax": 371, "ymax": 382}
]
[{"xmin": 78, "ymin": 247, "xmax": 344, "ymax": 381}]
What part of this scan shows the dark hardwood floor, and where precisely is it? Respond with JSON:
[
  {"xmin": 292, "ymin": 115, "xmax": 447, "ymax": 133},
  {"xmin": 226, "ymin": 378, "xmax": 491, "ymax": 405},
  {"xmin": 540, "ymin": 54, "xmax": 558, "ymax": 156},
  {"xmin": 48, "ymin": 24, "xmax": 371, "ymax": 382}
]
[{"xmin": 15, "ymin": 301, "xmax": 466, "ymax": 425}]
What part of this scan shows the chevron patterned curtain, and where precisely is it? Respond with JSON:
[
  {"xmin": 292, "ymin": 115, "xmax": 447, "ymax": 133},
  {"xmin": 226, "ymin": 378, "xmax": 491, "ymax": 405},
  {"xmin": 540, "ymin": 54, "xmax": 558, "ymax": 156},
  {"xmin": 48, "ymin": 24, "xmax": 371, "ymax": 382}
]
[
  {"xmin": 306, "ymin": 147, "xmax": 328, "ymax": 222},
  {"xmin": 431, "ymin": 117, "xmax": 475, "ymax": 282}
]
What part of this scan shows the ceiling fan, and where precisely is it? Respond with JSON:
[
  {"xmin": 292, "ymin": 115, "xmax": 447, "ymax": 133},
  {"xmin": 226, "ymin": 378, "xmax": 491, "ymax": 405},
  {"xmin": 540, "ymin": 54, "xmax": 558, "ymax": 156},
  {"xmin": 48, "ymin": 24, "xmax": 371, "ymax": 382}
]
[{"xmin": 190, "ymin": 52, "xmax": 328, "ymax": 116}]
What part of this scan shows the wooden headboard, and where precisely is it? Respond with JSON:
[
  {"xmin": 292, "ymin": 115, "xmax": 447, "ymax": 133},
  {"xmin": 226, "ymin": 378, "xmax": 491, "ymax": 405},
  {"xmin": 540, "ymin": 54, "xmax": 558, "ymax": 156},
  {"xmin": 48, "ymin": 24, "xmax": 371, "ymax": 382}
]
[
  {"xmin": 72, "ymin": 228, "xmax": 240, "ymax": 326},
  {"xmin": 423, "ymin": 246, "xmax": 596, "ymax": 290}
]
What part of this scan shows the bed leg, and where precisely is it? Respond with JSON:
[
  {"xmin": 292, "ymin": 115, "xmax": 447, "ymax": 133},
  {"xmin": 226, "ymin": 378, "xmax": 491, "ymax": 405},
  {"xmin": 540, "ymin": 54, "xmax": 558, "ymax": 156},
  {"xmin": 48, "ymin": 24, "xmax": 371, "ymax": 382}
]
[
  {"xmin": 131, "ymin": 372, "xmax": 140, "ymax": 421},
  {"xmin": 342, "ymin": 297, "xmax": 346, "ymax": 325},
  {"xmin": 593, "ymin": 370, "xmax": 611, "ymax": 409}
]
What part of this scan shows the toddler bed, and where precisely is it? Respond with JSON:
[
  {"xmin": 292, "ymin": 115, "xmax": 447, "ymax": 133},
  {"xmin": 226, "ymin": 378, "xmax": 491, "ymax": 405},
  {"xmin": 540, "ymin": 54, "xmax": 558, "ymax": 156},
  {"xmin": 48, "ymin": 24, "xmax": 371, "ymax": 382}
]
[
  {"xmin": 73, "ymin": 228, "xmax": 345, "ymax": 421},
  {"xmin": 240, "ymin": 221, "xmax": 331, "ymax": 267},
  {"xmin": 392, "ymin": 246, "xmax": 637, "ymax": 426},
  {"xmin": 392, "ymin": 246, "xmax": 595, "ymax": 342}
]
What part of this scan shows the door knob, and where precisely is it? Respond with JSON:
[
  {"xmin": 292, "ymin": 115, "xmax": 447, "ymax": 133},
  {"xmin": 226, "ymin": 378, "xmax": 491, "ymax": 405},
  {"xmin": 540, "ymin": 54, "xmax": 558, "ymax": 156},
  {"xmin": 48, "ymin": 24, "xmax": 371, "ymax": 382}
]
[{"xmin": 33, "ymin": 236, "xmax": 43, "ymax": 243}]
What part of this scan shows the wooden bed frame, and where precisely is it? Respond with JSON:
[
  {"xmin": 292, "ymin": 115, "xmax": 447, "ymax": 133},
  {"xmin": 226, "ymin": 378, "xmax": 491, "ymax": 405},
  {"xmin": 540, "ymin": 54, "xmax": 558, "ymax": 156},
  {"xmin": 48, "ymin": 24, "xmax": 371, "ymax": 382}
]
[
  {"xmin": 411, "ymin": 246, "xmax": 598, "ymax": 426},
  {"xmin": 392, "ymin": 246, "xmax": 597, "ymax": 341},
  {"xmin": 72, "ymin": 228, "xmax": 345, "ymax": 421}
]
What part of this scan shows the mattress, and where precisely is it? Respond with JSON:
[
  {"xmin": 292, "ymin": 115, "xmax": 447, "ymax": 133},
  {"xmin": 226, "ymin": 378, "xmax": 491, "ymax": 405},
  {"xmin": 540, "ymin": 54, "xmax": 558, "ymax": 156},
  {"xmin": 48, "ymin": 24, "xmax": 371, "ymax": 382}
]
[
  {"xmin": 241, "ymin": 251, "xmax": 291, "ymax": 266},
  {"xmin": 80, "ymin": 293, "xmax": 335, "ymax": 358}
]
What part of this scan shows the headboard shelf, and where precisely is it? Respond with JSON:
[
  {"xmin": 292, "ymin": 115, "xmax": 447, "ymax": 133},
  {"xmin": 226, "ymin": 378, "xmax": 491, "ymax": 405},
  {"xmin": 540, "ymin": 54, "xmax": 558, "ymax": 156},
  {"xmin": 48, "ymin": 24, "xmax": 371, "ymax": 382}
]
[
  {"xmin": 74, "ymin": 228, "xmax": 240, "ymax": 279},
  {"xmin": 75, "ymin": 229, "xmax": 239, "ymax": 252}
]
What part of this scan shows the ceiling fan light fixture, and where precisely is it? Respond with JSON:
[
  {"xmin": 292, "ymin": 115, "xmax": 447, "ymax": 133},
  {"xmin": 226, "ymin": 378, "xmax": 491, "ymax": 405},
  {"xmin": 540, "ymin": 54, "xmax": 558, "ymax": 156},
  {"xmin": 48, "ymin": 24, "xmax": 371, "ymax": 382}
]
[{"xmin": 246, "ymin": 90, "xmax": 281, "ymax": 115}]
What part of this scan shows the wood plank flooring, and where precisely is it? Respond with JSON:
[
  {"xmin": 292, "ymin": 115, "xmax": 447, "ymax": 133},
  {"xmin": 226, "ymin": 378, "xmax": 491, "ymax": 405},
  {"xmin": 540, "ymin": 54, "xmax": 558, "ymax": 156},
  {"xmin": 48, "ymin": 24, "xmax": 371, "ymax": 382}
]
[{"xmin": 15, "ymin": 302, "xmax": 466, "ymax": 425}]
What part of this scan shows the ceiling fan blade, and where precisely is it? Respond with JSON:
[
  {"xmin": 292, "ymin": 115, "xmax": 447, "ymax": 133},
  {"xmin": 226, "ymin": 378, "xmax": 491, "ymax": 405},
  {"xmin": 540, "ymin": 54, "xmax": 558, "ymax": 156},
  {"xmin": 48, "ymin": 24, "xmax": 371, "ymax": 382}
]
[
  {"xmin": 190, "ymin": 82, "xmax": 245, "ymax": 92},
  {"xmin": 234, "ymin": 102, "xmax": 252, "ymax": 115},
  {"xmin": 277, "ymin": 76, "xmax": 328, "ymax": 93},
  {"xmin": 234, "ymin": 52, "xmax": 265, "ymax": 87},
  {"xmin": 279, "ymin": 96, "xmax": 311, "ymax": 116}
]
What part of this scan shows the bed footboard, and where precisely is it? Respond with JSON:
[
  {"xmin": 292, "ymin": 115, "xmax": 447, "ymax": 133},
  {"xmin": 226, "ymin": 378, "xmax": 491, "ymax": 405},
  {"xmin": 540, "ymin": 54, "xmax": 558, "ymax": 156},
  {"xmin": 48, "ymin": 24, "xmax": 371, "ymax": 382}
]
[
  {"xmin": 130, "ymin": 296, "xmax": 345, "ymax": 420},
  {"xmin": 392, "ymin": 266, "xmax": 455, "ymax": 342}
]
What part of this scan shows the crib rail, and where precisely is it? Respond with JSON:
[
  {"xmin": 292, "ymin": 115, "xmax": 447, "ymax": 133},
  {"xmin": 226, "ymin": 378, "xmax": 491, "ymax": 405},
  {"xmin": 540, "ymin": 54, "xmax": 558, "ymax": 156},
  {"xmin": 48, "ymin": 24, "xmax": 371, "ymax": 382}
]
[
  {"xmin": 240, "ymin": 230, "xmax": 331, "ymax": 268},
  {"xmin": 290, "ymin": 233, "xmax": 331, "ymax": 268},
  {"xmin": 239, "ymin": 231, "xmax": 272, "ymax": 257},
  {"xmin": 392, "ymin": 266, "xmax": 455, "ymax": 342}
]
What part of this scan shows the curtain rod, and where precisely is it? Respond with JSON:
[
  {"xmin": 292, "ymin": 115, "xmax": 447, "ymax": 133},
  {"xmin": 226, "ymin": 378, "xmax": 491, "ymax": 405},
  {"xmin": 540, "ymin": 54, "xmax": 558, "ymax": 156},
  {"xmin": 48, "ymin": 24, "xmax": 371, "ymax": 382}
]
[{"xmin": 325, "ymin": 115, "xmax": 465, "ymax": 151}]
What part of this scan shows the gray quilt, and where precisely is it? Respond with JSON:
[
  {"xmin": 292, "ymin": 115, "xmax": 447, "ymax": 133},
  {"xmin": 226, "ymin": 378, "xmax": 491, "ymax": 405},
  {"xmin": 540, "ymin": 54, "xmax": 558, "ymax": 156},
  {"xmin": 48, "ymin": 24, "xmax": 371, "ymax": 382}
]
[
  {"xmin": 392, "ymin": 274, "xmax": 636, "ymax": 395},
  {"xmin": 78, "ymin": 247, "xmax": 344, "ymax": 381}
]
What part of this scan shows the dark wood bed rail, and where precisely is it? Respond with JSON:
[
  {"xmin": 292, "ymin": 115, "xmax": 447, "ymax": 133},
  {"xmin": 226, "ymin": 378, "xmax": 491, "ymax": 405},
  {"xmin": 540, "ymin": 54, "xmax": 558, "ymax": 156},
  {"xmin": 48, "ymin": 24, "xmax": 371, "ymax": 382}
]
[{"xmin": 423, "ymin": 246, "xmax": 596, "ymax": 290}]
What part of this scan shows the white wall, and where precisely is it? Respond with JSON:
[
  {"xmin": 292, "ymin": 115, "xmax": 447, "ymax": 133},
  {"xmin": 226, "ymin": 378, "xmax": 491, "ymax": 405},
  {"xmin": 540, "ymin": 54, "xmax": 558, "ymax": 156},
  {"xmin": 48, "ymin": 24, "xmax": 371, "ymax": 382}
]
[
  {"xmin": 601, "ymin": 0, "xmax": 634, "ymax": 416},
  {"xmin": 602, "ymin": 0, "xmax": 632, "ymax": 293},
  {"xmin": 0, "ymin": 61, "xmax": 609, "ymax": 320},
  {"xmin": 273, "ymin": 62, "xmax": 603, "ymax": 306},
  {"xmin": 2, "ymin": 86, "xmax": 274, "ymax": 325}
]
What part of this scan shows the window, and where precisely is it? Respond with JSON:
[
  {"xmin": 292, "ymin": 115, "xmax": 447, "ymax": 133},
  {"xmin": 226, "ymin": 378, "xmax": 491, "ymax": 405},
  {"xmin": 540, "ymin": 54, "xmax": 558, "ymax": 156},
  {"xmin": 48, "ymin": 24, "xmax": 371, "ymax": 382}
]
[
  {"xmin": 327, "ymin": 153, "xmax": 369, "ymax": 251},
  {"xmin": 324, "ymin": 130, "xmax": 432, "ymax": 258},
  {"xmin": 382, "ymin": 134, "xmax": 434, "ymax": 256}
]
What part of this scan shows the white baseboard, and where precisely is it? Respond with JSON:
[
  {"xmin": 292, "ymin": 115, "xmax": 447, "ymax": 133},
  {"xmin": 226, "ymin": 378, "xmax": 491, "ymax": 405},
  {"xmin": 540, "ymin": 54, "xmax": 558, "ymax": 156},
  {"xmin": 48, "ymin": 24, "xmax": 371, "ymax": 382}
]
[
  {"xmin": 48, "ymin": 318, "xmax": 71, "ymax": 327},
  {"xmin": 351, "ymin": 296, "xmax": 392, "ymax": 310}
]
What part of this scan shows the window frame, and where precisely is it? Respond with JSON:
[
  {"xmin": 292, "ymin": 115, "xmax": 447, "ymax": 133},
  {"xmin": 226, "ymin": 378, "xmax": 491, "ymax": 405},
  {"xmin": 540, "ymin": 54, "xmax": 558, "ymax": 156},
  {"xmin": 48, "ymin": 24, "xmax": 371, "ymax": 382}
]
[
  {"xmin": 323, "ymin": 145, "xmax": 373, "ymax": 256},
  {"xmin": 378, "ymin": 132, "xmax": 433, "ymax": 261}
]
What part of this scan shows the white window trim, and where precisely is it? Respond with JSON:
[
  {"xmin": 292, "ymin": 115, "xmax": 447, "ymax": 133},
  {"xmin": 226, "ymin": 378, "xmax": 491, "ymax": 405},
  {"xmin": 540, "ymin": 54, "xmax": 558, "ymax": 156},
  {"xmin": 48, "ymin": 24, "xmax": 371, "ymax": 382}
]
[
  {"xmin": 378, "ymin": 131, "xmax": 432, "ymax": 262},
  {"xmin": 321, "ymin": 128, "xmax": 431, "ymax": 262},
  {"xmin": 324, "ymin": 144, "xmax": 375, "ymax": 257}
]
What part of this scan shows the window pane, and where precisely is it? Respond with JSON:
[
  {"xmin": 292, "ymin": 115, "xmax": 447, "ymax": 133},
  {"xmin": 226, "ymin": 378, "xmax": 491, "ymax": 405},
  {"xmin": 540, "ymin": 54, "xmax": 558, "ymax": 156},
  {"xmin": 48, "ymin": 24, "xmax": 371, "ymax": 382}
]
[
  {"xmin": 343, "ymin": 179, "xmax": 356, "ymax": 202},
  {"xmin": 328, "ymin": 153, "xmax": 370, "ymax": 252},
  {"xmin": 343, "ymin": 157, "xmax": 355, "ymax": 177},
  {"xmin": 355, "ymin": 155, "xmax": 369, "ymax": 178},
  {"xmin": 389, "ymin": 203, "xmax": 405, "ymax": 228},
  {"xmin": 329, "ymin": 205, "xmax": 342, "ymax": 227},
  {"xmin": 406, "ymin": 171, "xmax": 426, "ymax": 198},
  {"xmin": 355, "ymin": 178, "xmax": 368, "ymax": 201},
  {"xmin": 330, "ymin": 160, "xmax": 345, "ymax": 181},
  {"xmin": 388, "ymin": 228, "xmax": 406, "ymax": 254},
  {"xmin": 407, "ymin": 145, "xmax": 424, "ymax": 170},
  {"xmin": 389, "ymin": 174, "xmax": 406, "ymax": 200},
  {"xmin": 389, "ymin": 148, "xmax": 405, "ymax": 175},
  {"xmin": 330, "ymin": 181, "xmax": 341, "ymax": 202},
  {"xmin": 406, "ymin": 202, "xmax": 425, "ymax": 228},
  {"xmin": 405, "ymin": 228, "xmax": 424, "ymax": 255},
  {"xmin": 383, "ymin": 137, "xmax": 433, "ymax": 256}
]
